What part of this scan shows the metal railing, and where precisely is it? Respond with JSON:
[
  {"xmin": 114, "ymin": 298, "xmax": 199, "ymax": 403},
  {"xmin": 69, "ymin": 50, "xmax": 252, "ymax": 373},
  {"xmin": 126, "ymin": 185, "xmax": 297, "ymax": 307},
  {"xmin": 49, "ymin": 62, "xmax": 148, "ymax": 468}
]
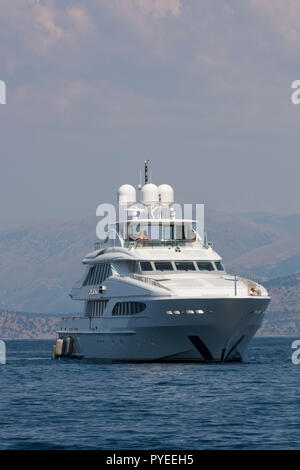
[
  {"xmin": 123, "ymin": 239, "xmax": 203, "ymax": 249},
  {"xmin": 115, "ymin": 273, "xmax": 171, "ymax": 291}
]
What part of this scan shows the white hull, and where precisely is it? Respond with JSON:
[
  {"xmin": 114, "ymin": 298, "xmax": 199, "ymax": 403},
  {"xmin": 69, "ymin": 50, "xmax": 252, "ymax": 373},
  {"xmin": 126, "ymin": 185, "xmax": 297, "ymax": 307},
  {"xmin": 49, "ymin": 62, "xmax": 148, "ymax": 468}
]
[{"xmin": 57, "ymin": 297, "xmax": 269, "ymax": 362}]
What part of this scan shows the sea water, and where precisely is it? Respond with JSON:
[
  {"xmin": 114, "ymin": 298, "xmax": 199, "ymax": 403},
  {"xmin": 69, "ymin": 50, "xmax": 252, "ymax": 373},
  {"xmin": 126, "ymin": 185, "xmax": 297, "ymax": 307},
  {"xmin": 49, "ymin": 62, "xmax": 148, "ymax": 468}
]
[{"xmin": 0, "ymin": 337, "xmax": 299, "ymax": 450}]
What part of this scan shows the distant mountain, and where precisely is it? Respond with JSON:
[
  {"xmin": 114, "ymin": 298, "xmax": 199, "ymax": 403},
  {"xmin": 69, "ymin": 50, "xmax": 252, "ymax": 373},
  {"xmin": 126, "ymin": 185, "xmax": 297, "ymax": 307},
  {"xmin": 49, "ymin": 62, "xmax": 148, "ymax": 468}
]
[
  {"xmin": 264, "ymin": 272, "xmax": 300, "ymax": 313},
  {"xmin": 0, "ymin": 210, "xmax": 298, "ymax": 313},
  {"xmin": 237, "ymin": 212, "xmax": 300, "ymax": 237},
  {"xmin": 205, "ymin": 210, "xmax": 280, "ymax": 262},
  {"xmin": 258, "ymin": 272, "xmax": 300, "ymax": 336},
  {"xmin": 0, "ymin": 217, "xmax": 96, "ymax": 313},
  {"xmin": 224, "ymin": 212, "xmax": 300, "ymax": 280},
  {"xmin": 227, "ymin": 235, "xmax": 300, "ymax": 280}
]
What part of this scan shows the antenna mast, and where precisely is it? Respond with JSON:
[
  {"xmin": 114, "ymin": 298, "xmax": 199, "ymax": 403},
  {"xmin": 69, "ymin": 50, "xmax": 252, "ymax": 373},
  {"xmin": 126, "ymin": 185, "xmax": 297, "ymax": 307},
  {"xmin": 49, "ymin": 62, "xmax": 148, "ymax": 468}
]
[{"xmin": 144, "ymin": 160, "xmax": 151, "ymax": 185}]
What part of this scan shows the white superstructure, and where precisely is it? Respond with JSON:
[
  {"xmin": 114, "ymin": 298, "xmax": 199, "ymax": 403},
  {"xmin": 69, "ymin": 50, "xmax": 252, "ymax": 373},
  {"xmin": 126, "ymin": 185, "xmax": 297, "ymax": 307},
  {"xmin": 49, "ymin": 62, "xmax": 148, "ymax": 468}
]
[{"xmin": 53, "ymin": 163, "xmax": 270, "ymax": 362}]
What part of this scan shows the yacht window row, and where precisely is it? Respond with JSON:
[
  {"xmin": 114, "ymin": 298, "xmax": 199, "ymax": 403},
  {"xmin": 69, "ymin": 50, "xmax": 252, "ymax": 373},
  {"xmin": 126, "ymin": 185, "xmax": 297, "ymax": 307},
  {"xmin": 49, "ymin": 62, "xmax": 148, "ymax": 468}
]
[
  {"xmin": 85, "ymin": 300, "xmax": 147, "ymax": 317},
  {"xmin": 140, "ymin": 261, "xmax": 225, "ymax": 273}
]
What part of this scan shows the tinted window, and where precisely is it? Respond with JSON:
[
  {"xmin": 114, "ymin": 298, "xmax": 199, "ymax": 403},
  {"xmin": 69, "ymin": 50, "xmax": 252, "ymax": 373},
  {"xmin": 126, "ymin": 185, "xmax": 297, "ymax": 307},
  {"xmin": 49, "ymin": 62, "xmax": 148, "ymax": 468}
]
[
  {"xmin": 83, "ymin": 264, "xmax": 111, "ymax": 285},
  {"xmin": 197, "ymin": 262, "xmax": 214, "ymax": 271},
  {"xmin": 86, "ymin": 300, "xmax": 108, "ymax": 317},
  {"xmin": 112, "ymin": 302, "xmax": 146, "ymax": 315},
  {"xmin": 175, "ymin": 262, "xmax": 196, "ymax": 271},
  {"xmin": 215, "ymin": 261, "xmax": 225, "ymax": 271},
  {"xmin": 154, "ymin": 262, "xmax": 173, "ymax": 271},
  {"xmin": 140, "ymin": 262, "xmax": 153, "ymax": 271}
]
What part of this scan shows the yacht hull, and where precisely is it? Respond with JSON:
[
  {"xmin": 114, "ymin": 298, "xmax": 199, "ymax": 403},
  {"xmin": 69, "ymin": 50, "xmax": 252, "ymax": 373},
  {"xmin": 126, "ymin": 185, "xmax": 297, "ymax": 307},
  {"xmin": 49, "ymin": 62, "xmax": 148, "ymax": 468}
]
[{"xmin": 57, "ymin": 296, "xmax": 270, "ymax": 362}]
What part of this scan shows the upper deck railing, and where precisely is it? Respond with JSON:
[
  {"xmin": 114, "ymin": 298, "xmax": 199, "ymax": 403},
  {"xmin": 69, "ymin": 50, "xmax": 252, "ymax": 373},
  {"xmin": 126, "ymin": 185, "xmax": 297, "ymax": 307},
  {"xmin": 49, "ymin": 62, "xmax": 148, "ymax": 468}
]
[
  {"xmin": 94, "ymin": 239, "xmax": 208, "ymax": 250},
  {"xmin": 114, "ymin": 273, "xmax": 171, "ymax": 291},
  {"xmin": 123, "ymin": 239, "xmax": 203, "ymax": 249}
]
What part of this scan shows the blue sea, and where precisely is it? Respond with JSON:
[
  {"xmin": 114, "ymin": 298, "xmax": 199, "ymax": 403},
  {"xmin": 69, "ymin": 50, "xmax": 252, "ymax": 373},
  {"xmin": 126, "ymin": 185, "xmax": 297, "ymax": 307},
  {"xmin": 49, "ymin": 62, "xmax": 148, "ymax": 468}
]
[{"xmin": 0, "ymin": 337, "xmax": 299, "ymax": 450}]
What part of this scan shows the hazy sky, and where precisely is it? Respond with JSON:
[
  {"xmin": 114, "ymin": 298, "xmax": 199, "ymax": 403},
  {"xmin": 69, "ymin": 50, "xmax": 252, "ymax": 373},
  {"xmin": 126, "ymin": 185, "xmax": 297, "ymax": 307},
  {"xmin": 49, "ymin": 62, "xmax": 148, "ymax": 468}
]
[{"xmin": 1, "ymin": 0, "xmax": 300, "ymax": 230}]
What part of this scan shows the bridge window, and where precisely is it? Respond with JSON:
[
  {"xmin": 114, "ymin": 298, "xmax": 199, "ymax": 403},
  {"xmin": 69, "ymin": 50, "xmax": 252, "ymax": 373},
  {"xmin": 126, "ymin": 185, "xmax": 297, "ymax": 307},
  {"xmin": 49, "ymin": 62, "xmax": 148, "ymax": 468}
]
[
  {"xmin": 197, "ymin": 262, "xmax": 214, "ymax": 271},
  {"xmin": 112, "ymin": 302, "xmax": 146, "ymax": 316},
  {"xmin": 125, "ymin": 222, "xmax": 196, "ymax": 242},
  {"xmin": 175, "ymin": 262, "xmax": 196, "ymax": 271},
  {"xmin": 140, "ymin": 261, "xmax": 153, "ymax": 271},
  {"xmin": 154, "ymin": 262, "xmax": 173, "ymax": 271},
  {"xmin": 215, "ymin": 261, "xmax": 225, "ymax": 271}
]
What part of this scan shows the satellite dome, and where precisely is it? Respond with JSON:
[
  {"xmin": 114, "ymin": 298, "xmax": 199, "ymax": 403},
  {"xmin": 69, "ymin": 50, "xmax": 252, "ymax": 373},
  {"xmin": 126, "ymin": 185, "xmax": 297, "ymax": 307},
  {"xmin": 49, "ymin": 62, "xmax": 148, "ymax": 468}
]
[
  {"xmin": 118, "ymin": 184, "xmax": 136, "ymax": 206},
  {"xmin": 158, "ymin": 184, "xmax": 174, "ymax": 206},
  {"xmin": 141, "ymin": 183, "xmax": 159, "ymax": 206}
]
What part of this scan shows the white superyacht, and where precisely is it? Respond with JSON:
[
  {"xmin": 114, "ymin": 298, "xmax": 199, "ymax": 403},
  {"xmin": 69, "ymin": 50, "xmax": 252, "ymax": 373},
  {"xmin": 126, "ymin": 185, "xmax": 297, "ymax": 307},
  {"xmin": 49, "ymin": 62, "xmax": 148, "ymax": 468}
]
[{"xmin": 53, "ymin": 163, "xmax": 270, "ymax": 362}]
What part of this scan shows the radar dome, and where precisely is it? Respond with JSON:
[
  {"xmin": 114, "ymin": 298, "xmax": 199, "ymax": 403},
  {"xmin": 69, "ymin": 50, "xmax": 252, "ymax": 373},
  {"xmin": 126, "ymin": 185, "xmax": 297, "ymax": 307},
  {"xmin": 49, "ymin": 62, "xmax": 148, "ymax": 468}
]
[
  {"xmin": 118, "ymin": 184, "xmax": 136, "ymax": 206},
  {"xmin": 158, "ymin": 184, "xmax": 174, "ymax": 206},
  {"xmin": 141, "ymin": 183, "xmax": 159, "ymax": 206}
]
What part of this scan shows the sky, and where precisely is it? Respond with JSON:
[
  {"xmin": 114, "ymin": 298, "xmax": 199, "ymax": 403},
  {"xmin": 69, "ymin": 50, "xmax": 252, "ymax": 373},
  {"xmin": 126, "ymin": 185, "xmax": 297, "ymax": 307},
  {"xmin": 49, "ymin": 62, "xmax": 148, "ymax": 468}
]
[{"xmin": 1, "ymin": 0, "xmax": 300, "ymax": 230}]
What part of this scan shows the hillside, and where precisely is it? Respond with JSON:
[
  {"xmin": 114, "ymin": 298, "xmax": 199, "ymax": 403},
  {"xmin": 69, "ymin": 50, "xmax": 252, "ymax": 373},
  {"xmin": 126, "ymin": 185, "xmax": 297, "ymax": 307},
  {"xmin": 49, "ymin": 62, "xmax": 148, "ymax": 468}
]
[
  {"xmin": 264, "ymin": 272, "xmax": 300, "ymax": 313},
  {"xmin": 227, "ymin": 235, "xmax": 300, "ymax": 280},
  {"xmin": 0, "ymin": 217, "xmax": 96, "ymax": 313},
  {"xmin": 258, "ymin": 272, "xmax": 300, "ymax": 336},
  {"xmin": 204, "ymin": 210, "xmax": 279, "ymax": 262},
  {"xmin": 0, "ymin": 311, "xmax": 60, "ymax": 339},
  {"xmin": 226, "ymin": 212, "xmax": 300, "ymax": 280},
  {"xmin": 237, "ymin": 213, "xmax": 300, "ymax": 237}
]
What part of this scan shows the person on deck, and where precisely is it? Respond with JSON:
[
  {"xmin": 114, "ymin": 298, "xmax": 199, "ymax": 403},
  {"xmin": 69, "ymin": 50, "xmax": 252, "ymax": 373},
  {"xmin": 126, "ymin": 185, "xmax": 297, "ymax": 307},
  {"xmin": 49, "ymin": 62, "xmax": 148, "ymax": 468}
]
[
  {"xmin": 249, "ymin": 287, "xmax": 259, "ymax": 296},
  {"xmin": 138, "ymin": 230, "xmax": 148, "ymax": 244}
]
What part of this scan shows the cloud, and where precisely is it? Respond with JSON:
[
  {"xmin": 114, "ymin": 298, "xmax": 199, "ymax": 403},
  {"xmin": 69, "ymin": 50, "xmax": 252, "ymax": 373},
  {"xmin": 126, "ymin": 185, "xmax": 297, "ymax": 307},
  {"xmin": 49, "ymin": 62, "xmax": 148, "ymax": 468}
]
[
  {"xmin": 1, "ymin": 0, "xmax": 300, "ymax": 224},
  {"xmin": 0, "ymin": 0, "xmax": 299, "ymax": 136},
  {"xmin": 66, "ymin": 5, "xmax": 95, "ymax": 33},
  {"xmin": 133, "ymin": 0, "xmax": 182, "ymax": 18},
  {"xmin": 248, "ymin": 0, "xmax": 300, "ymax": 45},
  {"xmin": 32, "ymin": 3, "xmax": 63, "ymax": 46}
]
